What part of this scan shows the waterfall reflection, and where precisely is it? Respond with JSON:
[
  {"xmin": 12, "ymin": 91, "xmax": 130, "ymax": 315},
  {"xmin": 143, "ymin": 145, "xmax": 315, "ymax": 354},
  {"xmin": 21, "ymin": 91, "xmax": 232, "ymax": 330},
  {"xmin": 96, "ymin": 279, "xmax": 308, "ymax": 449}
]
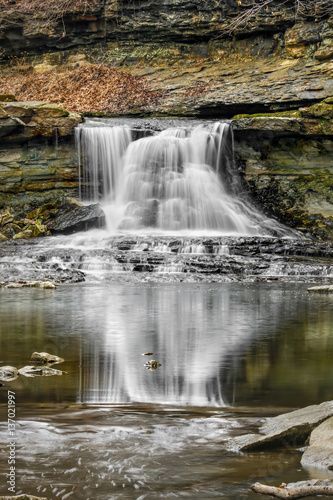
[{"xmin": 79, "ymin": 284, "xmax": 296, "ymax": 406}]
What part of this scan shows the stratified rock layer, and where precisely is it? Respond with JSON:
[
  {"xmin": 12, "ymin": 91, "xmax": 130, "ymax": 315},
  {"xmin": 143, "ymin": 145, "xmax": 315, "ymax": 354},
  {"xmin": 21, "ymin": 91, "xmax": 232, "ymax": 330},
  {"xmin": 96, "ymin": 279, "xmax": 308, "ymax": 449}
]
[{"xmin": 0, "ymin": 1, "xmax": 332, "ymax": 238}]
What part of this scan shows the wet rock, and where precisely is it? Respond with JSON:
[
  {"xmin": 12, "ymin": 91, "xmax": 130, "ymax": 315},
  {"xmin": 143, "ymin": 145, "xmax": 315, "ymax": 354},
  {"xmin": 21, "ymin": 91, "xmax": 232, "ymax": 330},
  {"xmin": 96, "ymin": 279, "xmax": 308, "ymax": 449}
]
[
  {"xmin": 230, "ymin": 400, "xmax": 333, "ymax": 452},
  {"xmin": 48, "ymin": 203, "xmax": 106, "ymax": 234},
  {"xmin": 0, "ymin": 365, "xmax": 18, "ymax": 381},
  {"xmin": 301, "ymin": 416, "xmax": 333, "ymax": 470},
  {"xmin": 31, "ymin": 352, "xmax": 64, "ymax": 364},
  {"xmin": 18, "ymin": 365, "xmax": 63, "ymax": 377}
]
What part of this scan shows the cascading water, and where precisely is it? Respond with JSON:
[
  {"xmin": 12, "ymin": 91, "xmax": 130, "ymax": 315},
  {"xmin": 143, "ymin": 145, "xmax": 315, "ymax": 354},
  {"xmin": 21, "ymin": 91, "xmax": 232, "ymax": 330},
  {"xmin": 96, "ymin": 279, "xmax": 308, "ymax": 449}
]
[{"xmin": 76, "ymin": 119, "xmax": 292, "ymax": 236}]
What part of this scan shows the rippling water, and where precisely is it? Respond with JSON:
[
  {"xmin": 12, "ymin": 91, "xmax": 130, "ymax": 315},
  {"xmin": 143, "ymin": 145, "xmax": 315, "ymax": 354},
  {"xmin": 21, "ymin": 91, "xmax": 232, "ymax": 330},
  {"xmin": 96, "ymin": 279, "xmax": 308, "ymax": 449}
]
[{"xmin": 0, "ymin": 282, "xmax": 333, "ymax": 499}]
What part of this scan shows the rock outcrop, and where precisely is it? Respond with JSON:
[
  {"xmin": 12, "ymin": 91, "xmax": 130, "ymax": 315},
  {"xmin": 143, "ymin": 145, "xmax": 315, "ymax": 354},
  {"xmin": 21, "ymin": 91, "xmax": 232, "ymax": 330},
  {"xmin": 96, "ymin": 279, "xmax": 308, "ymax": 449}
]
[
  {"xmin": 232, "ymin": 99, "xmax": 333, "ymax": 240},
  {"xmin": 0, "ymin": 102, "xmax": 81, "ymax": 212},
  {"xmin": 1, "ymin": 1, "xmax": 332, "ymax": 117},
  {"xmin": 0, "ymin": 1, "xmax": 332, "ymax": 238}
]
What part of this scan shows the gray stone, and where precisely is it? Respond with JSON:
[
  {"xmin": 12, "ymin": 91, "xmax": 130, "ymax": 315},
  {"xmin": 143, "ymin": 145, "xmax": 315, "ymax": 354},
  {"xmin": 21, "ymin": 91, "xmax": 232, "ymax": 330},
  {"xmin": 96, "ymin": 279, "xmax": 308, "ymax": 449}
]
[
  {"xmin": 301, "ymin": 416, "xmax": 333, "ymax": 470},
  {"xmin": 31, "ymin": 351, "xmax": 64, "ymax": 364},
  {"xmin": 229, "ymin": 400, "xmax": 333, "ymax": 452},
  {"xmin": 48, "ymin": 203, "xmax": 106, "ymax": 234}
]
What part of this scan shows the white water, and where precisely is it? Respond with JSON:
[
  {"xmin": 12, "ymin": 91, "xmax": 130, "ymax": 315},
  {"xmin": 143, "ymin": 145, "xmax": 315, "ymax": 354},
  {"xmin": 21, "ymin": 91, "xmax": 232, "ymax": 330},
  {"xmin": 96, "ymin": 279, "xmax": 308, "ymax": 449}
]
[{"xmin": 76, "ymin": 120, "xmax": 291, "ymax": 237}]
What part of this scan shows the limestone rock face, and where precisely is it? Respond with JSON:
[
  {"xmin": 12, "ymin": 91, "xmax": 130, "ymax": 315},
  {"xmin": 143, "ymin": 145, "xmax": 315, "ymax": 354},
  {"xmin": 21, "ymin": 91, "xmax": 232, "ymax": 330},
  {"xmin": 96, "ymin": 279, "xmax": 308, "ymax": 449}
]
[
  {"xmin": 232, "ymin": 101, "xmax": 333, "ymax": 240},
  {"xmin": 0, "ymin": 2, "xmax": 332, "ymax": 238},
  {"xmin": 0, "ymin": 141, "xmax": 79, "ymax": 213},
  {"xmin": 0, "ymin": 102, "xmax": 81, "ymax": 141}
]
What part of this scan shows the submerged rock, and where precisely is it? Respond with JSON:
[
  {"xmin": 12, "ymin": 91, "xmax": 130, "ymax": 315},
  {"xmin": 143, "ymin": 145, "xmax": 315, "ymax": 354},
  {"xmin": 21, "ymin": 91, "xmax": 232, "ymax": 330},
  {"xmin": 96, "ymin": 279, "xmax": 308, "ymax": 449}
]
[
  {"xmin": 229, "ymin": 400, "xmax": 333, "ymax": 452},
  {"xmin": 0, "ymin": 365, "xmax": 18, "ymax": 381},
  {"xmin": 31, "ymin": 352, "xmax": 64, "ymax": 364},
  {"xmin": 301, "ymin": 416, "xmax": 333, "ymax": 470}
]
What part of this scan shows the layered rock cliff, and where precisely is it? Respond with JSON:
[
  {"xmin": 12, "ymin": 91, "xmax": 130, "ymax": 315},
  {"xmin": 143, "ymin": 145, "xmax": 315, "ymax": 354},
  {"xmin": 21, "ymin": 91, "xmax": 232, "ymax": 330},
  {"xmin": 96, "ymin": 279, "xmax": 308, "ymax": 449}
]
[{"xmin": 0, "ymin": 0, "xmax": 332, "ymax": 239}]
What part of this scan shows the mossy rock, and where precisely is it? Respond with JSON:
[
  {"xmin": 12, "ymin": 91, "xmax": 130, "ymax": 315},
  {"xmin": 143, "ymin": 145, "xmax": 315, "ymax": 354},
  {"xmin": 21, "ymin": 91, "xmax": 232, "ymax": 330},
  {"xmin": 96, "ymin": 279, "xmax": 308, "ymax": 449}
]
[
  {"xmin": 300, "ymin": 100, "xmax": 333, "ymax": 120},
  {"xmin": 26, "ymin": 201, "xmax": 61, "ymax": 220},
  {"xmin": 232, "ymin": 109, "xmax": 301, "ymax": 119}
]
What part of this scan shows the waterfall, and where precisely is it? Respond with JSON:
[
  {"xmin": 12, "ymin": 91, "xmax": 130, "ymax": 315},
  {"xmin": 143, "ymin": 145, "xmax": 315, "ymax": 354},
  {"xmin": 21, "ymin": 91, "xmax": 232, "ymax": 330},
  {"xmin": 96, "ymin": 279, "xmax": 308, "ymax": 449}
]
[{"xmin": 76, "ymin": 119, "xmax": 294, "ymax": 236}]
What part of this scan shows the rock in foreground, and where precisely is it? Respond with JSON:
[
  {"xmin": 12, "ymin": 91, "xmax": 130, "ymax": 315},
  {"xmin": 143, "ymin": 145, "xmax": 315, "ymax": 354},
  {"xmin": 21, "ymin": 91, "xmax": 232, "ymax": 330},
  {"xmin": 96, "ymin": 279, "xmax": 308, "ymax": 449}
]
[
  {"xmin": 301, "ymin": 416, "xmax": 333, "ymax": 470},
  {"xmin": 229, "ymin": 400, "xmax": 333, "ymax": 452}
]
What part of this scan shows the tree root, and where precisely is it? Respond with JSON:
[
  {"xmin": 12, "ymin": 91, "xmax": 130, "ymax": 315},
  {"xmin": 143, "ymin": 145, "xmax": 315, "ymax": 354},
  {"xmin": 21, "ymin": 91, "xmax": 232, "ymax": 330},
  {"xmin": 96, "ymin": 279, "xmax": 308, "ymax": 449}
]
[{"xmin": 251, "ymin": 480, "xmax": 333, "ymax": 499}]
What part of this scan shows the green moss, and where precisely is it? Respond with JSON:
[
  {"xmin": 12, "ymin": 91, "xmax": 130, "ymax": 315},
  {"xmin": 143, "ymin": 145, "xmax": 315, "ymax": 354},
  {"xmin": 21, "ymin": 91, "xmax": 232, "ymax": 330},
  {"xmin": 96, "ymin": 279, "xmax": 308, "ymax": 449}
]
[
  {"xmin": 232, "ymin": 110, "xmax": 301, "ymax": 119},
  {"xmin": 300, "ymin": 100, "xmax": 333, "ymax": 120}
]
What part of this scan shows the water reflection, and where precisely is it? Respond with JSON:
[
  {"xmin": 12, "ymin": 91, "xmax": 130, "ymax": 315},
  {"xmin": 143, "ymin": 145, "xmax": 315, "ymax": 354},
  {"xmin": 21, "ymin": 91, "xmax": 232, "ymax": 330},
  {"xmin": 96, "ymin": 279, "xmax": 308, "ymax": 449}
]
[
  {"xmin": 76, "ymin": 283, "xmax": 333, "ymax": 407},
  {"xmin": 0, "ymin": 283, "xmax": 333, "ymax": 408}
]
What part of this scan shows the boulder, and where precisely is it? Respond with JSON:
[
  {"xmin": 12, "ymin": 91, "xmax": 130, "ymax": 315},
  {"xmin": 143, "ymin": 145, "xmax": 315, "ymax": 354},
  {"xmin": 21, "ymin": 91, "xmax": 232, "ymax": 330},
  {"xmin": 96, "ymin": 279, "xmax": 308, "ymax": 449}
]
[
  {"xmin": 0, "ymin": 365, "xmax": 18, "ymax": 381},
  {"xmin": 48, "ymin": 203, "xmax": 106, "ymax": 234},
  {"xmin": 30, "ymin": 352, "xmax": 64, "ymax": 364},
  {"xmin": 229, "ymin": 400, "xmax": 333, "ymax": 452},
  {"xmin": 301, "ymin": 416, "xmax": 333, "ymax": 470}
]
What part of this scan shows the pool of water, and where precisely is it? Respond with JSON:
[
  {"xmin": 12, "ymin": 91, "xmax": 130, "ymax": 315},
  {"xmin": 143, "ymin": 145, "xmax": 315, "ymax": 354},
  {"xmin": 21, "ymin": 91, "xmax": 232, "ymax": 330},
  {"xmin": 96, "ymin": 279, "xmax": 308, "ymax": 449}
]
[{"xmin": 0, "ymin": 282, "xmax": 333, "ymax": 499}]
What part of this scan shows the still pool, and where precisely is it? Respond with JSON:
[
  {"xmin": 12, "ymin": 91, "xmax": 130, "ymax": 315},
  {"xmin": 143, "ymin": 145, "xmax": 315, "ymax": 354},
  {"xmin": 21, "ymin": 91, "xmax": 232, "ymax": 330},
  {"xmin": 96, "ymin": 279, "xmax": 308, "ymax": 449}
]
[{"xmin": 0, "ymin": 282, "xmax": 332, "ymax": 499}]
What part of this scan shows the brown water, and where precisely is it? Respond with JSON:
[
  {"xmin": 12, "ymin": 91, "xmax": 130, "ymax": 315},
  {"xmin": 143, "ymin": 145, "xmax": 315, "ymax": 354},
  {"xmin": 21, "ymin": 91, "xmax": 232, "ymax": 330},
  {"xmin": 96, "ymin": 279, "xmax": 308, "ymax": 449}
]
[{"xmin": 0, "ymin": 282, "xmax": 333, "ymax": 499}]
